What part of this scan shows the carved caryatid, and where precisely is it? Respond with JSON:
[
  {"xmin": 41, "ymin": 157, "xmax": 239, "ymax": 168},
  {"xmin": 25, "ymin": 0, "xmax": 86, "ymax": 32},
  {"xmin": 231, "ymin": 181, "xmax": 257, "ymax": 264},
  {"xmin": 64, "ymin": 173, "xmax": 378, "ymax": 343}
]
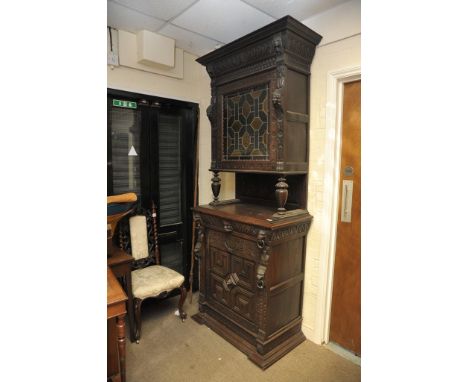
[
  {"xmin": 256, "ymin": 230, "xmax": 271, "ymax": 289},
  {"xmin": 193, "ymin": 213, "xmax": 205, "ymax": 260},
  {"xmin": 272, "ymin": 36, "xmax": 285, "ymax": 114},
  {"xmin": 272, "ymin": 35, "xmax": 286, "ymax": 170},
  {"xmin": 151, "ymin": 200, "xmax": 161, "ymax": 265},
  {"xmin": 206, "ymin": 64, "xmax": 219, "ymax": 170},
  {"xmin": 206, "ymin": 83, "xmax": 217, "ymax": 125},
  {"xmin": 256, "ymin": 229, "xmax": 271, "ymax": 344}
]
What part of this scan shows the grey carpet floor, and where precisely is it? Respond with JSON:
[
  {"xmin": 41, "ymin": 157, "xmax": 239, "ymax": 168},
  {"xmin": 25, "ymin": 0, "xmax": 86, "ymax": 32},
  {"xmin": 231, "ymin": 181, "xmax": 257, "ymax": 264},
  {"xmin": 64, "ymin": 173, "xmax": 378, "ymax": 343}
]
[{"xmin": 126, "ymin": 293, "xmax": 360, "ymax": 382}]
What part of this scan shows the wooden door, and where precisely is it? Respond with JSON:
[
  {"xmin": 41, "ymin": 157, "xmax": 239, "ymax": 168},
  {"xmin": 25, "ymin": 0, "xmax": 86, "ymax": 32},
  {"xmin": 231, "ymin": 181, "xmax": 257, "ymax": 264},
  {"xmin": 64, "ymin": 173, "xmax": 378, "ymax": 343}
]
[{"xmin": 329, "ymin": 80, "xmax": 361, "ymax": 355}]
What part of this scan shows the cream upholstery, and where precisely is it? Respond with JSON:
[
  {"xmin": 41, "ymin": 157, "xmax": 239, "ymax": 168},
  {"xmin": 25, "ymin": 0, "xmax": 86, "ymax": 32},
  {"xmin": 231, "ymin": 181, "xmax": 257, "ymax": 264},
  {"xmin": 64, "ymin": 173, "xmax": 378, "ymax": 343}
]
[
  {"xmin": 129, "ymin": 215, "xmax": 149, "ymax": 260},
  {"xmin": 132, "ymin": 265, "xmax": 184, "ymax": 300}
]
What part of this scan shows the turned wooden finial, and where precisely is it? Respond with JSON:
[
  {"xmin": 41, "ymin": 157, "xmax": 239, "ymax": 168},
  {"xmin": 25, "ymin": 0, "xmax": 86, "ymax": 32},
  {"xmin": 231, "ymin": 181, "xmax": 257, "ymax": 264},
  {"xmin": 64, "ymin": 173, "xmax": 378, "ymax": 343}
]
[
  {"xmin": 151, "ymin": 200, "xmax": 161, "ymax": 265},
  {"xmin": 275, "ymin": 176, "xmax": 289, "ymax": 214},
  {"xmin": 210, "ymin": 170, "xmax": 221, "ymax": 205}
]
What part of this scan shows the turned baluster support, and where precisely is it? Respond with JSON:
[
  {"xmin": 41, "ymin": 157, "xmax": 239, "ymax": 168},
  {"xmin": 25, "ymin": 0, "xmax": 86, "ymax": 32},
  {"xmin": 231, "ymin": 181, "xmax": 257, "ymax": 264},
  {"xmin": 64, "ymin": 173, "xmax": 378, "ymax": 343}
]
[
  {"xmin": 275, "ymin": 176, "xmax": 289, "ymax": 214},
  {"xmin": 210, "ymin": 170, "xmax": 221, "ymax": 205},
  {"xmin": 150, "ymin": 200, "xmax": 161, "ymax": 265}
]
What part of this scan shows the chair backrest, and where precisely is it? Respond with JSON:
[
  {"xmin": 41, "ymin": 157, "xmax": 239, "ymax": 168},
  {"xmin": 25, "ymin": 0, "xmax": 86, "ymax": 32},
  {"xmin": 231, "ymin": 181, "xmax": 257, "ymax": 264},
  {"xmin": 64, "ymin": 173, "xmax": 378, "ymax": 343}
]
[
  {"xmin": 119, "ymin": 200, "xmax": 161, "ymax": 269},
  {"xmin": 129, "ymin": 216, "xmax": 149, "ymax": 260}
]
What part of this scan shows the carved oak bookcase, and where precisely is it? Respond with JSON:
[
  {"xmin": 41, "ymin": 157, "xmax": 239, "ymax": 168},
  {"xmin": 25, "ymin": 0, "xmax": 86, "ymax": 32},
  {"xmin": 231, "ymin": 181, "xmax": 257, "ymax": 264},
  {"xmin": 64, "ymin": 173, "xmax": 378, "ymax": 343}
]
[{"xmin": 192, "ymin": 16, "xmax": 322, "ymax": 369}]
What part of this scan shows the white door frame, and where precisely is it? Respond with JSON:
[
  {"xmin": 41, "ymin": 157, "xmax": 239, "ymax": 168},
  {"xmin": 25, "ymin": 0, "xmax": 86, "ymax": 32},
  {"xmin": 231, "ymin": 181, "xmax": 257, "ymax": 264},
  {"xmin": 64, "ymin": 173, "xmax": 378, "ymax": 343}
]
[{"xmin": 314, "ymin": 66, "xmax": 361, "ymax": 345}]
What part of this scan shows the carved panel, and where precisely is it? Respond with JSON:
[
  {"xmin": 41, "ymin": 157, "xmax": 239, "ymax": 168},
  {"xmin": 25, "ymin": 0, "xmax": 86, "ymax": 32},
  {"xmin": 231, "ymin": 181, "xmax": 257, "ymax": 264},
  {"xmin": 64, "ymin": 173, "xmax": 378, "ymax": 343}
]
[
  {"xmin": 210, "ymin": 248, "xmax": 230, "ymax": 277},
  {"xmin": 210, "ymin": 273, "xmax": 229, "ymax": 306},
  {"xmin": 231, "ymin": 287, "xmax": 255, "ymax": 322},
  {"xmin": 206, "ymin": 38, "xmax": 276, "ymax": 79},
  {"xmin": 270, "ymin": 222, "xmax": 310, "ymax": 242},
  {"xmin": 285, "ymin": 33, "xmax": 317, "ymax": 63},
  {"xmin": 231, "ymin": 255, "xmax": 256, "ymax": 291},
  {"xmin": 201, "ymin": 215, "xmax": 260, "ymax": 238},
  {"xmin": 216, "ymin": 57, "xmax": 276, "ymax": 85},
  {"xmin": 200, "ymin": 214, "xmax": 223, "ymax": 229},
  {"xmin": 225, "ymin": 235, "xmax": 257, "ymax": 260}
]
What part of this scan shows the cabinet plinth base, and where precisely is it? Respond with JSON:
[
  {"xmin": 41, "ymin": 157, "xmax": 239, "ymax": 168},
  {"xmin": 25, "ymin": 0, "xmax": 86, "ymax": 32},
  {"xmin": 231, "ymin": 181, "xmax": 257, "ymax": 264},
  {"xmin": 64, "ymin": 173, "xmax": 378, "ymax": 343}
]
[{"xmin": 192, "ymin": 311, "xmax": 306, "ymax": 370}]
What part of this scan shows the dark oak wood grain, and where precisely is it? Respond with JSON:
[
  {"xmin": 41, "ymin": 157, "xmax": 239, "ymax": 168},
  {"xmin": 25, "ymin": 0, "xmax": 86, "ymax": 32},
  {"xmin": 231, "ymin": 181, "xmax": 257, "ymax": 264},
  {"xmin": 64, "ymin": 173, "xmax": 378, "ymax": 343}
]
[
  {"xmin": 193, "ymin": 202, "xmax": 312, "ymax": 369},
  {"xmin": 193, "ymin": 15, "xmax": 321, "ymax": 369}
]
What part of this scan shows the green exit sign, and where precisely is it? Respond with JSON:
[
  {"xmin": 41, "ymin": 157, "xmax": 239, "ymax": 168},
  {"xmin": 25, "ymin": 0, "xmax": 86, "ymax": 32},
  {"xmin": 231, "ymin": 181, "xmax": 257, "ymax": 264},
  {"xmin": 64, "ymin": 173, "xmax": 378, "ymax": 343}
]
[{"xmin": 113, "ymin": 99, "xmax": 137, "ymax": 109}]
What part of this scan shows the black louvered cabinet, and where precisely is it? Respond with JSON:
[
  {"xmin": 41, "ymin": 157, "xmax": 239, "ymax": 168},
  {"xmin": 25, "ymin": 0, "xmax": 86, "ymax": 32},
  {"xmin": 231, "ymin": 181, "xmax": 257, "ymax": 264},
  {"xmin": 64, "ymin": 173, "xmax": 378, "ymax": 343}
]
[{"xmin": 107, "ymin": 88, "xmax": 199, "ymax": 285}]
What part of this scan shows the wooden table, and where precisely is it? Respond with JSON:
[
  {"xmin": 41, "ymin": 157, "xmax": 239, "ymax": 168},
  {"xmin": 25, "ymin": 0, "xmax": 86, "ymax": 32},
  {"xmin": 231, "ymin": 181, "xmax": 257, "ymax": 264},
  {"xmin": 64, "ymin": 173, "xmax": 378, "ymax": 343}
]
[
  {"xmin": 108, "ymin": 246, "xmax": 136, "ymax": 342},
  {"xmin": 107, "ymin": 267, "xmax": 127, "ymax": 382}
]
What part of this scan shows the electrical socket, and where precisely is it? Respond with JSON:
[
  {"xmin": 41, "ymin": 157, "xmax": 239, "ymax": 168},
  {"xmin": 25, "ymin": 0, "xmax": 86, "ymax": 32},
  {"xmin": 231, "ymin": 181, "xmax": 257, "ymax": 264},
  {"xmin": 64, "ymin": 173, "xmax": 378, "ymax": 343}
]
[{"xmin": 107, "ymin": 52, "xmax": 119, "ymax": 66}]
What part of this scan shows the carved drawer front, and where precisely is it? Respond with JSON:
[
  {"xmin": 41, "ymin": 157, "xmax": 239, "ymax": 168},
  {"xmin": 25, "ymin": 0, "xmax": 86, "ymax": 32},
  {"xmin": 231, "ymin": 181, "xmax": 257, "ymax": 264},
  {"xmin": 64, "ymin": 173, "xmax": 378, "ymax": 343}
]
[
  {"xmin": 231, "ymin": 255, "xmax": 256, "ymax": 292},
  {"xmin": 209, "ymin": 230, "xmax": 258, "ymax": 261},
  {"xmin": 210, "ymin": 247, "xmax": 230, "ymax": 277}
]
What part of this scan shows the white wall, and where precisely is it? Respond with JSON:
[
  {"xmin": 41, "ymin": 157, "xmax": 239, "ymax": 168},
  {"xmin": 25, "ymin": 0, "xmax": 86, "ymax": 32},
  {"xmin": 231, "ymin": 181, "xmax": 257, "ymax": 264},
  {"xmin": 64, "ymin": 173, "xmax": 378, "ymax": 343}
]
[
  {"xmin": 301, "ymin": 0, "xmax": 361, "ymax": 343},
  {"xmin": 302, "ymin": 0, "xmax": 361, "ymax": 46}
]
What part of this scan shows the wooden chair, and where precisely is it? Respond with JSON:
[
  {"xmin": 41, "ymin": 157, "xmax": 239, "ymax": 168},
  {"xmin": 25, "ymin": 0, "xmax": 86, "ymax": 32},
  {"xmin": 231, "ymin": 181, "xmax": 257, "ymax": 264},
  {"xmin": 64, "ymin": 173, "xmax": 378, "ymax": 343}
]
[{"xmin": 119, "ymin": 201, "xmax": 187, "ymax": 343}]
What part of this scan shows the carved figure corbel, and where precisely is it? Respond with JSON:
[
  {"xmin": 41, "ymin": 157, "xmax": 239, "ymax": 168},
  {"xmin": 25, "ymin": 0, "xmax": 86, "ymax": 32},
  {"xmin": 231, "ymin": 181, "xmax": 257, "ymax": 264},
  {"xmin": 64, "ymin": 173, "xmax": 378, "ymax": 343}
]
[
  {"xmin": 206, "ymin": 92, "xmax": 217, "ymax": 125},
  {"xmin": 256, "ymin": 230, "xmax": 271, "ymax": 289},
  {"xmin": 272, "ymin": 89, "xmax": 283, "ymax": 115},
  {"xmin": 273, "ymin": 36, "xmax": 286, "ymax": 163},
  {"xmin": 193, "ymin": 214, "xmax": 205, "ymax": 260},
  {"xmin": 222, "ymin": 220, "xmax": 233, "ymax": 233},
  {"xmin": 206, "ymin": 65, "xmax": 217, "ymax": 125}
]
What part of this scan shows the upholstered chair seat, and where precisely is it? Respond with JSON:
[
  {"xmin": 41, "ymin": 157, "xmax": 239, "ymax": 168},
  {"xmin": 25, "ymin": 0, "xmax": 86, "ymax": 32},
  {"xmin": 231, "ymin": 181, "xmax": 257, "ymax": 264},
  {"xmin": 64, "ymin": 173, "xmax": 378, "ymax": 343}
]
[{"xmin": 132, "ymin": 265, "xmax": 185, "ymax": 300}]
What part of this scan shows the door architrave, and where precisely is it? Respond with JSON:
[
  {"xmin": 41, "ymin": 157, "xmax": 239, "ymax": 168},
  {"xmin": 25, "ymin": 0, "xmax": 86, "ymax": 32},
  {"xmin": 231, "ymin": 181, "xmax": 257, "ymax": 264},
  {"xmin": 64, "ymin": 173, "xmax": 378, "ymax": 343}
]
[{"xmin": 314, "ymin": 66, "xmax": 361, "ymax": 345}]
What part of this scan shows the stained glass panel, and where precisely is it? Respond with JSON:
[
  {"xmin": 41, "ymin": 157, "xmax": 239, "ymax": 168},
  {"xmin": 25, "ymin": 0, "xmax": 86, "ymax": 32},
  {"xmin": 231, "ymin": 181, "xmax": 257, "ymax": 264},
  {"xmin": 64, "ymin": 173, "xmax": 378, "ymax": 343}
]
[{"xmin": 223, "ymin": 84, "xmax": 269, "ymax": 161}]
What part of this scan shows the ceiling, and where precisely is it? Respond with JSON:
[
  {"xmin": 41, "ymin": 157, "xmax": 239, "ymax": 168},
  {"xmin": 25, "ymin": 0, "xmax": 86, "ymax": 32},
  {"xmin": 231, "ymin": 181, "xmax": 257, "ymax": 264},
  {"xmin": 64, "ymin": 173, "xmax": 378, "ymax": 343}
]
[{"xmin": 107, "ymin": 0, "xmax": 349, "ymax": 57}]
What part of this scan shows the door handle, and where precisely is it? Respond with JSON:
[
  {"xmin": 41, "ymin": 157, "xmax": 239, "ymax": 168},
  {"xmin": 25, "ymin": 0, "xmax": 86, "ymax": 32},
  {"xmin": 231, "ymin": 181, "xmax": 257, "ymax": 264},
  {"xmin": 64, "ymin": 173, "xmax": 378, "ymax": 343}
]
[{"xmin": 341, "ymin": 180, "xmax": 353, "ymax": 223}]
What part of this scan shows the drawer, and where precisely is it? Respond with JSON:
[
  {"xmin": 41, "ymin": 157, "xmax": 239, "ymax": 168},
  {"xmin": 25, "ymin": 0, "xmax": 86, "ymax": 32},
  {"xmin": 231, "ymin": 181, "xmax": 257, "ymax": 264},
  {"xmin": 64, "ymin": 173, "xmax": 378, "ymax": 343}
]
[{"xmin": 208, "ymin": 230, "xmax": 258, "ymax": 261}]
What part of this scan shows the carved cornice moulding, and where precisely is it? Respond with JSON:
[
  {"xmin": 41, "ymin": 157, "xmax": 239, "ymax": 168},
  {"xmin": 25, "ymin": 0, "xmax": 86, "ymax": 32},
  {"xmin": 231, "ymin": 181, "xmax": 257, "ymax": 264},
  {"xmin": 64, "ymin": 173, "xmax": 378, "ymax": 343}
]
[
  {"xmin": 197, "ymin": 17, "xmax": 322, "ymax": 81},
  {"xmin": 197, "ymin": 16, "xmax": 321, "ymax": 67}
]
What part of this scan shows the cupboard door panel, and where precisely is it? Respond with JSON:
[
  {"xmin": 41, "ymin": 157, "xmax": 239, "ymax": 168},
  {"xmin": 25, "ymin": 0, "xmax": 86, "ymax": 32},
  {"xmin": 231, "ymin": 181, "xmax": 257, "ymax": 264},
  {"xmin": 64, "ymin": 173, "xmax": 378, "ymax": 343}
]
[
  {"xmin": 231, "ymin": 287, "xmax": 255, "ymax": 322},
  {"xmin": 209, "ymin": 273, "xmax": 230, "ymax": 307},
  {"xmin": 231, "ymin": 255, "xmax": 256, "ymax": 292},
  {"xmin": 210, "ymin": 247, "xmax": 230, "ymax": 277}
]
